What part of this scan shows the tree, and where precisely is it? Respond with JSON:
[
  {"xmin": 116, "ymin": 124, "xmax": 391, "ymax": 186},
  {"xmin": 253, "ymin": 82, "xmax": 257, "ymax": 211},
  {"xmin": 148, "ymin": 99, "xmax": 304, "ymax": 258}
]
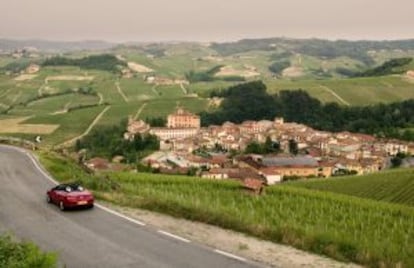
[
  {"xmin": 391, "ymin": 156, "xmax": 403, "ymax": 168},
  {"xmin": 75, "ymin": 120, "xmax": 159, "ymax": 163},
  {"xmin": 264, "ymin": 137, "xmax": 280, "ymax": 154},
  {"xmin": 245, "ymin": 141, "xmax": 263, "ymax": 154},
  {"xmin": 288, "ymin": 139, "xmax": 299, "ymax": 155},
  {"xmin": 199, "ymin": 81, "xmax": 414, "ymax": 142}
]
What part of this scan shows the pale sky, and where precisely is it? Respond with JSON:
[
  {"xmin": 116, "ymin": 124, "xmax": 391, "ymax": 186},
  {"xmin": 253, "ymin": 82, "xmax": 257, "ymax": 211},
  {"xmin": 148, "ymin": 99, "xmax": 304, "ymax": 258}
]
[{"xmin": 1, "ymin": 0, "xmax": 413, "ymax": 42}]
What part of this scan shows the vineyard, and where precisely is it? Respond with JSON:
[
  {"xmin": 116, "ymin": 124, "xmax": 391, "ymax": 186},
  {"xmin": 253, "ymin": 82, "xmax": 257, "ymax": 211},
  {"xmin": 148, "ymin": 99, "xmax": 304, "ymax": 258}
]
[
  {"xmin": 288, "ymin": 168, "xmax": 414, "ymax": 207},
  {"xmin": 40, "ymin": 152, "xmax": 414, "ymax": 267}
]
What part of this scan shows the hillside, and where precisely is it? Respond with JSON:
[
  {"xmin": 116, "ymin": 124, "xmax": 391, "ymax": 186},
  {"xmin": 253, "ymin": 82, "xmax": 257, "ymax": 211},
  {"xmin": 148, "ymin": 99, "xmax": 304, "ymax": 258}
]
[
  {"xmin": 0, "ymin": 39, "xmax": 115, "ymax": 52},
  {"xmin": 288, "ymin": 168, "xmax": 414, "ymax": 206},
  {"xmin": 40, "ymin": 151, "xmax": 414, "ymax": 267},
  {"xmin": 0, "ymin": 37, "xmax": 414, "ymax": 146}
]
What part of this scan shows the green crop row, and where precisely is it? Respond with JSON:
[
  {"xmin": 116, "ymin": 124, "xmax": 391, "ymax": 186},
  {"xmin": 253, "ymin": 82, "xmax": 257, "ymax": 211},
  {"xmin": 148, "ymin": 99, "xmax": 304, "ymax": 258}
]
[
  {"xmin": 39, "ymin": 152, "xmax": 414, "ymax": 267},
  {"xmin": 287, "ymin": 168, "xmax": 414, "ymax": 207}
]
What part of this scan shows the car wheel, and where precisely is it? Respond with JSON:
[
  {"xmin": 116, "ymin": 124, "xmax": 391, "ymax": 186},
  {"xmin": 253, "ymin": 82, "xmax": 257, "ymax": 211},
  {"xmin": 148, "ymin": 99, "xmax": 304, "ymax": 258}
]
[
  {"xmin": 46, "ymin": 195, "xmax": 51, "ymax": 203},
  {"xmin": 88, "ymin": 204, "xmax": 94, "ymax": 209},
  {"xmin": 59, "ymin": 201, "xmax": 65, "ymax": 211}
]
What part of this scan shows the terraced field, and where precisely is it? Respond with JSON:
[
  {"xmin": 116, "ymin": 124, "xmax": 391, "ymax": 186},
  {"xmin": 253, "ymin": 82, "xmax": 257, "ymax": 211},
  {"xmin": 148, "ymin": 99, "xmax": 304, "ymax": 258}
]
[
  {"xmin": 0, "ymin": 63, "xmax": 214, "ymax": 146},
  {"xmin": 266, "ymin": 75, "xmax": 414, "ymax": 105},
  {"xmin": 1, "ymin": 45, "xmax": 414, "ymax": 147},
  {"xmin": 288, "ymin": 168, "xmax": 414, "ymax": 206}
]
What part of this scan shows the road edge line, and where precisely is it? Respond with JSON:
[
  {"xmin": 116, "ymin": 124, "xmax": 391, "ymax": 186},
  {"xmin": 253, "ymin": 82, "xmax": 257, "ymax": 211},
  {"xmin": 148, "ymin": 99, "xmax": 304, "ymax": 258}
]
[
  {"xmin": 14, "ymin": 146, "xmax": 147, "ymax": 227},
  {"xmin": 157, "ymin": 230, "xmax": 190, "ymax": 243},
  {"xmin": 214, "ymin": 249, "xmax": 247, "ymax": 262}
]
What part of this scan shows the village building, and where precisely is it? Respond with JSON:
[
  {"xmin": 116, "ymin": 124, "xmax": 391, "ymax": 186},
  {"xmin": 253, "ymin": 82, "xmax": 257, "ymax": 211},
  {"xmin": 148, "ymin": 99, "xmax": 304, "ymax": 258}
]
[
  {"xmin": 126, "ymin": 112, "xmax": 405, "ymax": 179},
  {"xmin": 239, "ymin": 155, "xmax": 327, "ymax": 180},
  {"xmin": 25, "ymin": 64, "xmax": 40, "ymax": 74},
  {"xmin": 384, "ymin": 141, "xmax": 408, "ymax": 156},
  {"xmin": 124, "ymin": 117, "xmax": 150, "ymax": 140},
  {"xmin": 167, "ymin": 107, "xmax": 200, "ymax": 129},
  {"xmin": 150, "ymin": 127, "xmax": 199, "ymax": 141}
]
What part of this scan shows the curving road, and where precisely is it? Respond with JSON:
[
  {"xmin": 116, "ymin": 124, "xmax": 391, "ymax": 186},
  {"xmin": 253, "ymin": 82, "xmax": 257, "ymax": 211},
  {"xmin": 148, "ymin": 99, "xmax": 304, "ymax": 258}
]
[{"xmin": 0, "ymin": 145, "xmax": 262, "ymax": 268}]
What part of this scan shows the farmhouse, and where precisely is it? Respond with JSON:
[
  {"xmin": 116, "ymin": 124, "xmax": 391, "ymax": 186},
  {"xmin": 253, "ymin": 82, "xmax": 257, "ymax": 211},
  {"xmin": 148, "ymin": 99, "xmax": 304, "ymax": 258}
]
[
  {"xmin": 25, "ymin": 64, "xmax": 40, "ymax": 74},
  {"xmin": 239, "ymin": 155, "xmax": 325, "ymax": 180},
  {"xmin": 124, "ymin": 117, "xmax": 150, "ymax": 140}
]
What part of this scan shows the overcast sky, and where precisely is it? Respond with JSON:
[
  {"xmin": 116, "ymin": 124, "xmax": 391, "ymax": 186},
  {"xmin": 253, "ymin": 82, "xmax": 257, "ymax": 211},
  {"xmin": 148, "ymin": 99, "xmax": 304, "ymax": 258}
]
[{"xmin": 1, "ymin": 0, "xmax": 413, "ymax": 42}]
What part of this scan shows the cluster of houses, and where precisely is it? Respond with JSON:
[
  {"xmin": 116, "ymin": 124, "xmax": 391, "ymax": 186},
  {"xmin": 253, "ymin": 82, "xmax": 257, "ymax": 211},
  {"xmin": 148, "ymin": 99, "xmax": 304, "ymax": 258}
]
[{"xmin": 95, "ymin": 107, "xmax": 414, "ymax": 184}]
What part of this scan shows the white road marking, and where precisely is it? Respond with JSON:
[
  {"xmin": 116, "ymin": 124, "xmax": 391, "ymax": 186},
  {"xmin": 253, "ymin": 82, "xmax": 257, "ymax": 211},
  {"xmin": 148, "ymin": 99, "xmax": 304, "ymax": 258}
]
[
  {"xmin": 214, "ymin": 249, "xmax": 247, "ymax": 262},
  {"xmin": 6, "ymin": 146, "xmax": 147, "ymax": 227},
  {"xmin": 1, "ymin": 145, "xmax": 262, "ymax": 267},
  {"xmin": 158, "ymin": 230, "xmax": 190, "ymax": 243},
  {"xmin": 96, "ymin": 204, "xmax": 146, "ymax": 226}
]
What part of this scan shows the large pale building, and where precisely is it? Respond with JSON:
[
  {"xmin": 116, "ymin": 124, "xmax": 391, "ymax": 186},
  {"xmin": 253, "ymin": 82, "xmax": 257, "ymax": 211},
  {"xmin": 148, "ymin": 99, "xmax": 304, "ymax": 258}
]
[{"xmin": 167, "ymin": 107, "xmax": 200, "ymax": 129}]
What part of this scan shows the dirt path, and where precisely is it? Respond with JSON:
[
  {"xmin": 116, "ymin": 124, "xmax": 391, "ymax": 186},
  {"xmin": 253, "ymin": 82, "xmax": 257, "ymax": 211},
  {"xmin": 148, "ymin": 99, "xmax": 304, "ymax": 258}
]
[
  {"xmin": 0, "ymin": 89, "xmax": 12, "ymax": 99},
  {"xmin": 50, "ymin": 101, "xmax": 72, "ymax": 115},
  {"xmin": 134, "ymin": 103, "xmax": 147, "ymax": 120},
  {"xmin": 381, "ymin": 81, "xmax": 393, "ymax": 88},
  {"xmin": 97, "ymin": 93, "xmax": 104, "ymax": 105},
  {"xmin": 151, "ymin": 84, "xmax": 160, "ymax": 96},
  {"xmin": 115, "ymin": 81, "xmax": 129, "ymax": 102},
  {"xmin": 319, "ymin": 85, "xmax": 350, "ymax": 106},
  {"xmin": 55, "ymin": 106, "xmax": 111, "ymax": 148},
  {"xmin": 0, "ymin": 103, "xmax": 9, "ymax": 109},
  {"xmin": 38, "ymin": 78, "xmax": 48, "ymax": 96},
  {"xmin": 180, "ymin": 83, "xmax": 188, "ymax": 94},
  {"xmin": 11, "ymin": 91, "xmax": 22, "ymax": 105},
  {"xmin": 100, "ymin": 201, "xmax": 361, "ymax": 268}
]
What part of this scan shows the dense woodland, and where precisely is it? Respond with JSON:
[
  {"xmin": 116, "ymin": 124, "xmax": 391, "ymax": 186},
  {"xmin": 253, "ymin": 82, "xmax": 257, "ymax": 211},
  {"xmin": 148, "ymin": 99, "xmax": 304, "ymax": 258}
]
[
  {"xmin": 43, "ymin": 54, "xmax": 126, "ymax": 72},
  {"xmin": 75, "ymin": 120, "xmax": 159, "ymax": 163},
  {"xmin": 201, "ymin": 81, "xmax": 414, "ymax": 141},
  {"xmin": 185, "ymin": 65, "xmax": 245, "ymax": 83},
  {"xmin": 268, "ymin": 60, "xmax": 291, "ymax": 75},
  {"xmin": 354, "ymin": 57, "xmax": 412, "ymax": 77}
]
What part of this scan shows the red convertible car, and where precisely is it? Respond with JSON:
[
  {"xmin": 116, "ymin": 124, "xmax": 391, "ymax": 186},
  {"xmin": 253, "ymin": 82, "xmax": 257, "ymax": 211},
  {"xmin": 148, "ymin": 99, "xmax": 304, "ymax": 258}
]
[{"xmin": 47, "ymin": 183, "xmax": 94, "ymax": 211}]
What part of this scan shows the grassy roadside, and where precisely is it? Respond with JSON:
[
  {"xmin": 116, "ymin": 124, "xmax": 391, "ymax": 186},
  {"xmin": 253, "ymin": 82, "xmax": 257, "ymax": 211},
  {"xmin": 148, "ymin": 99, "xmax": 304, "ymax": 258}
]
[
  {"xmin": 0, "ymin": 234, "xmax": 57, "ymax": 268},
  {"xmin": 39, "ymin": 151, "xmax": 414, "ymax": 268}
]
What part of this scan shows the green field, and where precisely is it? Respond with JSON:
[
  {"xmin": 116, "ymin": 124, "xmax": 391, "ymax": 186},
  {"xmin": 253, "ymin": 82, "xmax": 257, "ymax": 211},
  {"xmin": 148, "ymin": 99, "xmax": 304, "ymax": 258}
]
[
  {"xmin": 287, "ymin": 168, "xmax": 414, "ymax": 207},
  {"xmin": 138, "ymin": 98, "xmax": 208, "ymax": 120},
  {"xmin": 266, "ymin": 75, "xmax": 414, "ymax": 105},
  {"xmin": 40, "ymin": 152, "xmax": 414, "ymax": 267},
  {"xmin": 1, "ymin": 45, "xmax": 414, "ymax": 146},
  {"xmin": 23, "ymin": 105, "xmax": 105, "ymax": 146}
]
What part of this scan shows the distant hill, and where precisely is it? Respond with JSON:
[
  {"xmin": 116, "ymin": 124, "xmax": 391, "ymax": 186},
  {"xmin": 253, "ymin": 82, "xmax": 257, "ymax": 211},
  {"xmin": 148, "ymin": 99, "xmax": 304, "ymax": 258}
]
[
  {"xmin": 0, "ymin": 39, "xmax": 116, "ymax": 52},
  {"xmin": 210, "ymin": 38, "xmax": 414, "ymax": 64},
  {"xmin": 354, "ymin": 57, "xmax": 413, "ymax": 77},
  {"xmin": 288, "ymin": 168, "xmax": 414, "ymax": 207}
]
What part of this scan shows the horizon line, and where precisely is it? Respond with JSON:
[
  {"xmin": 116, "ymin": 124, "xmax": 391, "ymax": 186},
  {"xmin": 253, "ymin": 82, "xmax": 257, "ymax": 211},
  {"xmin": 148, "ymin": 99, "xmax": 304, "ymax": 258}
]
[{"xmin": 1, "ymin": 35, "xmax": 414, "ymax": 45}]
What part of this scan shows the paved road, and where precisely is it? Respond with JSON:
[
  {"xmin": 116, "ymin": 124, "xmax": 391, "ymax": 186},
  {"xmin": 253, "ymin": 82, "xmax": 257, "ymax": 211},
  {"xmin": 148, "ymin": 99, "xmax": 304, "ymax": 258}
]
[{"xmin": 0, "ymin": 145, "xmax": 262, "ymax": 268}]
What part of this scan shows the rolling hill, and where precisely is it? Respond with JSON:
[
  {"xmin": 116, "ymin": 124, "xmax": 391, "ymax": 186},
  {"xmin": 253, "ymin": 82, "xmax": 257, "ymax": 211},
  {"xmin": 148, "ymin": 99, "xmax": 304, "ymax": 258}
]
[
  {"xmin": 0, "ymin": 37, "xmax": 414, "ymax": 146},
  {"xmin": 287, "ymin": 168, "xmax": 414, "ymax": 207}
]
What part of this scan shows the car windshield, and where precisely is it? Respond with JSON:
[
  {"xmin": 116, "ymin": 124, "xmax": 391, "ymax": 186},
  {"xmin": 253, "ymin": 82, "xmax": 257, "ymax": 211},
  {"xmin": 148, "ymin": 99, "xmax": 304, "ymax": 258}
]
[{"xmin": 64, "ymin": 184, "xmax": 84, "ymax": 192}]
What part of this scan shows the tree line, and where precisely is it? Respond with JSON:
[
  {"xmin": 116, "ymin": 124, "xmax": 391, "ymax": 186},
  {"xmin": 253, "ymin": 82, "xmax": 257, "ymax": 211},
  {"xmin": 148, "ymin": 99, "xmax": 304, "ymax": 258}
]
[
  {"xmin": 185, "ymin": 65, "xmax": 245, "ymax": 83},
  {"xmin": 75, "ymin": 120, "xmax": 159, "ymax": 163},
  {"xmin": 200, "ymin": 81, "xmax": 414, "ymax": 141},
  {"xmin": 43, "ymin": 54, "xmax": 126, "ymax": 72}
]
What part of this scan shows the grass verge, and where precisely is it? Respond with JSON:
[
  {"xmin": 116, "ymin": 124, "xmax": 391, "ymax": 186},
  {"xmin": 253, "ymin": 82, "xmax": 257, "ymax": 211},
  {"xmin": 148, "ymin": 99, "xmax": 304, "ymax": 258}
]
[
  {"xmin": 0, "ymin": 233, "xmax": 57, "ymax": 268},
  {"xmin": 39, "ymin": 151, "xmax": 414, "ymax": 268}
]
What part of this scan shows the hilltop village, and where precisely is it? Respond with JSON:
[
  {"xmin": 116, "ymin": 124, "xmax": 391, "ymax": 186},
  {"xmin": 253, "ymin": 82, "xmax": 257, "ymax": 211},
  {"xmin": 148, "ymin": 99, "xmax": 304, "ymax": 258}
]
[{"xmin": 86, "ymin": 107, "xmax": 411, "ymax": 184}]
